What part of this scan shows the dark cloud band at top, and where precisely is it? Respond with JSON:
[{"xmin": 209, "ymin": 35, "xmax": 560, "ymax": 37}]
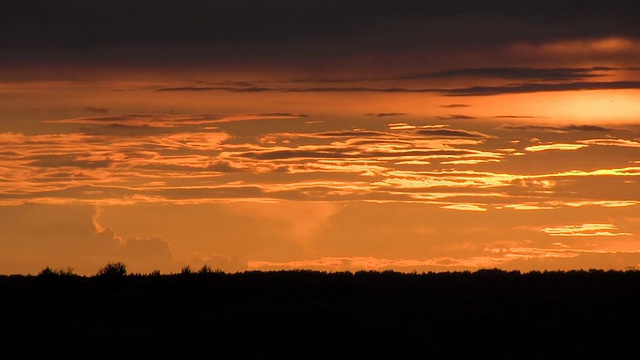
[{"xmin": 3, "ymin": 1, "xmax": 640, "ymax": 50}]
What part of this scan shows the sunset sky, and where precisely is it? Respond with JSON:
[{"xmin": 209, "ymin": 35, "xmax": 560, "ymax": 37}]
[{"xmin": 2, "ymin": 1, "xmax": 640, "ymax": 275}]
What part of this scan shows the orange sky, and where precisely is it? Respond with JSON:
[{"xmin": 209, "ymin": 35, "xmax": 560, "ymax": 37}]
[{"xmin": 1, "ymin": 1, "xmax": 639, "ymax": 275}]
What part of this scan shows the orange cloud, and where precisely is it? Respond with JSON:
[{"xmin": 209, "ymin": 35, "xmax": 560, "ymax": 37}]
[
  {"xmin": 44, "ymin": 113, "xmax": 306, "ymax": 128},
  {"xmin": 525, "ymin": 143, "xmax": 588, "ymax": 152},
  {"xmin": 441, "ymin": 204, "xmax": 487, "ymax": 212},
  {"xmin": 541, "ymin": 223, "xmax": 633, "ymax": 237}
]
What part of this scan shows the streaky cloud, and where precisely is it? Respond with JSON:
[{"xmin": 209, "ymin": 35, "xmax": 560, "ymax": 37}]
[
  {"xmin": 494, "ymin": 115, "xmax": 538, "ymax": 119},
  {"xmin": 440, "ymin": 104, "xmax": 470, "ymax": 108},
  {"xmin": 85, "ymin": 106, "xmax": 110, "ymax": 114},
  {"xmin": 500, "ymin": 124, "xmax": 615, "ymax": 133},
  {"xmin": 578, "ymin": 138, "xmax": 640, "ymax": 148},
  {"xmin": 525, "ymin": 143, "xmax": 588, "ymax": 152},
  {"xmin": 396, "ymin": 66, "xmax": 616, "ymax": 81},
  {"xmin": 442, "ymin": 81, "xmax": 640, "ymax": 96},
  {"xmin": 314, "ymin": 130, "xmax": 390, "ymax": 137},
  {"xmin": 441, "ymin": 203, "xmax": 487, "ymax": 211},
  {"xmin": 365, "ymin": 112, "xmax": 409, "ymax": 117},
  {"xmin": 416, "ymin": 128, "xmax": 490, "ymax": 138},
  {"xmin": 542, "ymin": 223, "xmax": 633, "ymax": 237},
  {"xmin": 44, "ymin": 113, "xmax": 307, "ymax": 128},
  {"xmin": 156, "ymin": 86, "xmax": 442, "ymax": 93},
  {"xmin": 156, "ymin": 81, "xmax": 640, "ymax": 97},
  {"xmin": 435, "ymin": 114, "xmax": 476, "ymax": 120}
]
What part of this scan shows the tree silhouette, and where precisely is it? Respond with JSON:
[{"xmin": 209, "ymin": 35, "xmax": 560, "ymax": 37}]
[
  {"xmin": 2, "ymin": 264, "xmax": 640, "ymax": 358},
  {"xmin": 96, "ymin": 261, "xmax": 127, "ymax": 277}
]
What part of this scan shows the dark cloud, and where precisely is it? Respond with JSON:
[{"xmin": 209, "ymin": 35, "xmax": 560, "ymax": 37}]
[
  {"xmin": 255, "ymin": 112, "xmax": 308, "ymax": 118},
  {"xmin": 4, "ymin": 1, "xmax": 640, "ymax": 49},
  {"xmin": 156, "ymin": 86, "xmax": 439, "ymax": 93},
  {"xmin": 133, "ymin": 161, "xmax": 244, "ymax": 173},
  {"xmin": 396, "ymin": 67, "xmax": 615, "ymax": 81},
  {"xmin": 27, "ymin": 155, "xmax": 112, "ymax": 169},
  {"xmin": 365, "ymin": 113, "xmax": 409, "ymax": 118},
  {"xmin": 314, "ymin": 130, "xmax": 389, "ymax": 137},
  {"xmin": 563, "ymin": 125, "xmax": 616, "ymax": 132},
  {"xmin": 435, "ymin": 114, "xmax": 476, "ymax": 120},
  {"xmin": 238, "ymin": 148, "xmax": 475, "ymax": 160},
  {"xmin": 155, "ymin": 80, "xmax": 640, "ymax": 97},
  {"xmin": 156, "ymin": 86, "xmax": 277, "ymax": 93},
  {"xmin": 442, "ymin": 81, "xmax": 640, "ymax": 96},
  {"xmin": 493, "ymin": 116, "xmax": 538, "ymax": 119},
  {"xmin": 46, "ymin": 112, "xmax": 306, "ymax": 128},
  {"xmin": 416, "ymin": 129, "xmax": 489, "ymax": 138},
  {"xmin": 3, "ymin": 1, "xmax": 640, "ymax": 79},
  {"xmin": 499, "ymin": 124, "xmax": 614, "ymax": 133},
  {"xmin": 440, "ymin": 104, "xmax": 470, "ymax": 108},
  {"xmin": 85, "ymin": 106, "xmax": 109, "ymax": 114}
]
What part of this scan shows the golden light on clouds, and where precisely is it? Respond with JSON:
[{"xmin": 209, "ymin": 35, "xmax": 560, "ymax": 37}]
[{"xmin": 541, "ymin": 224, "xmax": 633, "ymax": 237}]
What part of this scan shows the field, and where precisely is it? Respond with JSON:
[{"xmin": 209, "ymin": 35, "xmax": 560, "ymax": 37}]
[{"xmin": 2, "ymin": 267, "xmax": 639, "ymax": 359}]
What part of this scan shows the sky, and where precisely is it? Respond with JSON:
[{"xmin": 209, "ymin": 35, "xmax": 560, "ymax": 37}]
[{"xmin": 1, "ymin": 0, "xmax": 640, "ymax": 275}]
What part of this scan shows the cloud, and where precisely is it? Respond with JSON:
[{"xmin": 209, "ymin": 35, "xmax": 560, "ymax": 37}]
[
  {"xmin": 541, "ymin": 223, "xmax": 633, "ymax": 237},
  {"xmin": 578, "ymin": 139, "xmax": 640, "ymax": 148},
  {"xmin": 500, "ymin": 204, "xmax": 556, "ymax": 210},
  {"xmin": 2, "ymin": 108, "xmax": 638, "ymax": 210},
  {"xmin": 500, "ymin": 124, "xmax": 614, "ymax": 133},
  {"xmin": 441, "ymin": 159, "xmax": 500, "ymax": 165},
  {"xmin": 511, "ymin": 38, "xmax": 640, "ymax": 58},
  {"xmin": 118, "ymin": 236, "xmax": 174, "ymax": 272},
  {"xmin": 189, "ymin": 253, "xmax": 248, "ymax": 273},
  {"xmin": 246, "ymin": 247, "xmax": 640, "ymax": 272},
  {"xmin": 524, "ymin": 143, "xmax": 589, "ymax": 152},
  {"xmin": 236, "ymin": 147, "xmax": 482, "ymax": 161},
  {"xmin": 387, "ymin": 123, "xmax": 418, "ymax": 130},
  {"xmin": 494, "ymin": 116, "xmax": 538, "ymax": 119},
  {"xmin": 565, "ymin": 200, "xmax": 640, "ymax": 208},
  {"xmin": 374, "ymin": 169, "xmax": 513, "ymax": 190},
  {"xmin": 157, "ymin": 86, "xmax": 446, "ymax": 93},
  {"xmin": 396, "ymin": 66, "xmax": 615, "ymax": 81},
  {"xmin": 313, "ymin": 130, "xmax": 390, "ymax": 138},
  {"xmin": 537, "ymin": 167, "xmax": 640, "ymax": 178},
  {"xmin": 246, "ymin": 255, "xmax": 518, "ymax": 272},
  {"xmin": 441, "ymin": 204, "xmax": 487, "ymax": 211},
  {"xmin": 4, "ymin": 0, "xmax": 640, "ymax": 86},
  {"xmin": 415, "ymin": 128, "xmax": 490, "ymax": 138},
  {"xmin": 442, "ymin": 81, "xmax": 640, "ymax": 96},
  {"xmin": 0, "ymin": 204, "xmax": 175, "ymax": 275},
  {"xmin": 85, "ymin": 106, "xmax": 109, "ymax": 114},
  {"xmin": 365, "ymin": 112, "xmax": 409, "ymax": 117},
  {"xmin": 154, "ymin": 80, "xmax": 640, "ymax": 97},
  {"xmin": 435, "ymin": 114, "xmax": 476, "ymax": 120},
  {"xmin": 228, "ymin": 201, "xmax": 339, "ymax": 251},
  {"xmin": 45, "ymin": 113, "xmax": 307, "ymax": 128},
  {"xmin": 440, "ymin": 104, "xmax": 470, "ymax": 108}
]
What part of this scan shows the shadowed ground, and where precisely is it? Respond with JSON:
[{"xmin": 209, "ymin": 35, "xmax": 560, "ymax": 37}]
[{"xmin": 2, "ymin": 268, "xmax": 639, "ymax": 359}]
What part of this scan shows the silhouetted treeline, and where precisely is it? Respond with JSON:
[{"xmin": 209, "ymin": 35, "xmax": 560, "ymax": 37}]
[{"xmin": 2, "ymin": 265, "xmax": 640, "ymax": 359}]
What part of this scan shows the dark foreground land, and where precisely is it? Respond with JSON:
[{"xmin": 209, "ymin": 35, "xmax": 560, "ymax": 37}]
[{"xmin": 2, "ymin": 268, "xmax": 640, "ymax": 359}]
